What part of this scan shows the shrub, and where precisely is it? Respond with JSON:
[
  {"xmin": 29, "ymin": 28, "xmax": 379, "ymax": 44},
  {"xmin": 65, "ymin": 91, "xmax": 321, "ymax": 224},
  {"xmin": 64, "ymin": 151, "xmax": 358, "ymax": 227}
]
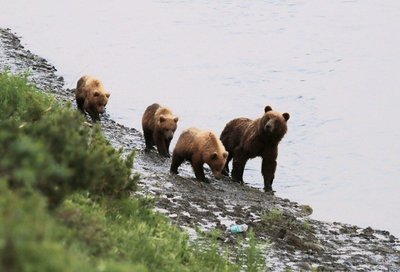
[
  {"xmin": 0, "ymin": 183, "xmax": 92, "ymax": 272},
  {"xmin": 0, "ymin": 71, "xmax": 138, "ymax": 207}
]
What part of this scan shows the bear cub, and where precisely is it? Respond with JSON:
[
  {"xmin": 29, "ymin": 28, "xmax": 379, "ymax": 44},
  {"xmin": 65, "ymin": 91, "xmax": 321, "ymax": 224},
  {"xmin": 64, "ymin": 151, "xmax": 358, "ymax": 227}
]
[
  {"xmin": 142, "ymin": 103, "xmax": 179, "ymax": 157},
  {"xmin": 170, "ymin": 127, "xmax": 228, "ymax": 182},
  {"xmin": 75, "ymin": 75, "xmax": 111, "ymax": 122},
  {"xmin": 220, "ymin": 105, "xmax": 289, "ymax": 191}
]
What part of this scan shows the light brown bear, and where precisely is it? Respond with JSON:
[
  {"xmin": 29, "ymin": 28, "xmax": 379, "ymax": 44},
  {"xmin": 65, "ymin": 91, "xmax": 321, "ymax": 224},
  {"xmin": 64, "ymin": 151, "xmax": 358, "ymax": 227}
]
[
  {"xmin": 220, "ymin": 105, "xmax": 289, "ymax": 191},
  {"xmin": 75, "ymin": 75, "xmax": 110, "ymax": 122},
  {"xmin": 142, "ymin": 103, "xmax": 179, "ymax": 157},
  {"xmin": 170, "ymin": 127, "xmax": 228, "ymax": 181}
]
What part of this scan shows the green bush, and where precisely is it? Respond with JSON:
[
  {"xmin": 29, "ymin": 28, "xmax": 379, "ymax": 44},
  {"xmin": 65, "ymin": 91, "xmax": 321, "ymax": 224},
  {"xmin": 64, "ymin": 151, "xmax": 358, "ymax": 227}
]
[
  {"xmin": 0, "ymin": 71, "xmax": 54, "ymax": 122},
  {"xmin": 0, "ymin": 71, "xmax": 138, "ymax": 207},
  {"xmin": 0, "ymin": 183, "xmax": 92, "ymax": 272}
]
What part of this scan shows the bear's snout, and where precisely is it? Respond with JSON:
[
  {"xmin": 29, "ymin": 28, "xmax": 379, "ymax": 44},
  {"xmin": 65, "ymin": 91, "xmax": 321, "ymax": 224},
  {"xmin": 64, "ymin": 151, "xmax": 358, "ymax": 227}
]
[
  {"xmin": 98, "ymin": 105, "xmax": 106, "ymax": 113},
  {"xmin": 212, "ymin": 170, "xmax": 223, "ymax": 179},
  {"xmin": 165, "ymin": 130, "xmax": 174, "ymax": 140},
  {"xmin": 264, "ymin": 120, "xmax": 274, "ymax": 132}
]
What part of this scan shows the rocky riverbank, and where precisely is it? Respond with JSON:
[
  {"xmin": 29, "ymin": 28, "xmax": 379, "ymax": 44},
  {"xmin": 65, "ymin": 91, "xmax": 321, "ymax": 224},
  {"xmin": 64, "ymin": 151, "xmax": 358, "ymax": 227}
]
[{"xmin": 1, "ymin": 28, "xmax": 399, "ymax": 271}]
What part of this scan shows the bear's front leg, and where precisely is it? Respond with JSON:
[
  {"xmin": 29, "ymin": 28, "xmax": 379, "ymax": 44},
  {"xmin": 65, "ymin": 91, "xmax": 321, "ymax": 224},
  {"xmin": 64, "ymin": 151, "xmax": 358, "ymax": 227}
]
[
  {"xmin": 165, "ymin": 138, "xmax": 172, "ymax": 157},
  {"xmin": 222, "ymin": 153, "xmax": 233, "ymax": 176},
  {"xmin": 170, "ymin": 153, "xmax": 184, "ymax": 174},
  {"xmin": 192, "ymin": 161, "xmax": 207, "ymax": 182},
  {"xmin": 76, "ymin": 96, "xmax": 85, "ymax": 114},
  {"xmin": 261, "ymin": 159, "xmax": 276, "ymax": 191},
  {"xmin": 155, "ymin": 134, "xmax": 169, "ymax": 157},
  {"xmin": 231, "ymin": 154, "xmax": 248, "ymax": 183},
  {"xmin": 262, "ymin": 147, "xmax": 278, "ymax": 191},
  {"xmin": 88, "ymin": 111, "xmax": 100, "ymax": 123},
  {"xmin": 143, "ymin": 129, "xmax": 154, "ymax": 150}
]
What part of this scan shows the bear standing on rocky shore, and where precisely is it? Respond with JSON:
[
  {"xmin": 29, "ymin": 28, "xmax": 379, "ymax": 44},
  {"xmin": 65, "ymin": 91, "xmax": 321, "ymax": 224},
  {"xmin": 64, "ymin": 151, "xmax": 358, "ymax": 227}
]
[
  {"xmin": 170, "ymin": 127, "xmax": 228, "ymax": 181},
  {"xmin": 75, "ymin": 75, "xmax": 110, "ymax": 122},
  {"xmin": 220, "ymin": 106, "xmax": 289, "ymax": 191},
  {"xmin": 142, "ymin": 103, "xmax": 179, "ymax": 157}
]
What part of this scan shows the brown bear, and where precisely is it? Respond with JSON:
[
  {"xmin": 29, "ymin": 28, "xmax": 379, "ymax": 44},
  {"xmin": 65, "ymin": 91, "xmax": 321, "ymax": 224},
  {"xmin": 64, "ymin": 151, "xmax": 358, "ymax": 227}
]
[
  {"xmin": 75, "ymin": 75, "xmax": 110, "ymax": 122},
  {"xmin": 220, "ymin": 105, "xmax": 289, "ymax": 191},
  {"xmin": 142, "ymin": 103, "xmax": 179, "ymax": 157},
  {"xmin": 170, "ymin": 127, "xmax": 229, "ymax": 181}
]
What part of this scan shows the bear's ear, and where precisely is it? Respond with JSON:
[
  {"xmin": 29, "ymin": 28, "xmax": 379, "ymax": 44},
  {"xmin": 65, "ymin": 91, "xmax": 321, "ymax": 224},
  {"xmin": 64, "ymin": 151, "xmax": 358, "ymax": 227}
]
[
  {"xmin": 174, "ymin": 117, "xmax": 179, "ymax": 123},
  {"xmin": 264, "ymin": 105, "xmax": 273, "ymax": 112},
  {"xmin": 211, "ymin": 152, "xmax": 218, "ymax": 160},
  {"xmin": 160, "ymin": 115, "xmax": 166, "ymax": 123},
  {"xmin": 106, "ymin": 92, "xmax": 111, "ymax": 98},
  {"xmin": 283, "ymin": 112, "xmax": 290, "ymax": 121},
  {"xmin": 94, "ymin": 91, "xmax": 100, "ymax": 97},
  {"xmin": 223, "ymin": 151, "xmax": 228, "ymax": 159}
]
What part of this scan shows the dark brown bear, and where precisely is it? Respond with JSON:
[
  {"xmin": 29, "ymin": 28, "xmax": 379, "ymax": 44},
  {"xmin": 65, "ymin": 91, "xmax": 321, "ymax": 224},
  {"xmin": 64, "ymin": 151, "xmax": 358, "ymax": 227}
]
[
  {"xmin": 220, "ymin": 105, "xmax": 289, "ymax": 191},
  {"xmin": 75, "ymin": 75, "xmax": 110, "ymax": 122},
  {"xmin": 142, "ymin": 103, "xmax": 179, "ymax": 157},
  {"xmin": 170, "ymin": 127, "xmax": 228, "ymax": 181}
]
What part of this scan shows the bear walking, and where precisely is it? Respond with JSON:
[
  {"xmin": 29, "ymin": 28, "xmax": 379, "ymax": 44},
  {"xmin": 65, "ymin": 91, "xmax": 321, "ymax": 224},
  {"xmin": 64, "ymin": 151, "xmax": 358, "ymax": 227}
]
[
  {"xmin": 75, "ymin": 75, "xmax": 110, "ymax": 122},
  {"xmin": 142, "ymin": 103, "xmax": 179, "ymax": 157},
  {"xmin": 220, "ymin": 106, "xmax": 289, "ymax": 191},
  {"xmin": 170, "ymin": 127, "xmax": 228, "ymax": 181}
]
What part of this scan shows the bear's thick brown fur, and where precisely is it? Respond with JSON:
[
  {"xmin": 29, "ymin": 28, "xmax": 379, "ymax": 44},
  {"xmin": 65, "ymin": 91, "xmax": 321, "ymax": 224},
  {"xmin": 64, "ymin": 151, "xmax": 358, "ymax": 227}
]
[
  {"xmin": 170, "ymin": 127, "xmax": 228, "ymax": 181},
  {"xmin": 75, "ymin": 75, "xmax": 110, "ymax": 122},
  {"xmin": 220, "ymin": 105, "xmax": 289, "ymax": 191},
  {"xmin": 142, "ymin": 103, "xmax": 179, "ymax": 157}
]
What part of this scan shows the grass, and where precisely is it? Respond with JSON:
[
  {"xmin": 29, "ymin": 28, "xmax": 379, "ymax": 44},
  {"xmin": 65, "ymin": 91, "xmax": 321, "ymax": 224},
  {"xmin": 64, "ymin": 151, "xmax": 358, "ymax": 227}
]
[
  {"xmin": 0, "ymin": 71, "xmax": 266, "ymax": 271},
  {"xmin": 261, "ymin": 208, "xmax": 285, "ymax": 224}
]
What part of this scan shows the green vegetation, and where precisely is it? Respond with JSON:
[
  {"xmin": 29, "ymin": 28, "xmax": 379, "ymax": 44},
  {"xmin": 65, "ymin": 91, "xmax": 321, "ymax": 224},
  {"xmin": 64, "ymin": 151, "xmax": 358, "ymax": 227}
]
[
  {"xmin": 0, "ymin": 72, "xmax": 265, "ymax": 271},
  {"xmin": 261, "ymin": 208, "xmax": 314, "ymax": 233},
  {"xmin": 261, "ymin": 208, "xmax": 284, "ymax": 224}
]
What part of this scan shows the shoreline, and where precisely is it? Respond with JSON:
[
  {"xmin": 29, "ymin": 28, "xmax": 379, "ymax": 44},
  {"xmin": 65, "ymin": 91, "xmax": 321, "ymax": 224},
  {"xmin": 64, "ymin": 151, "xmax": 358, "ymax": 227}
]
[{"xmin": 1, "ymin": 28, "xmax": 399, "ymax": 271}]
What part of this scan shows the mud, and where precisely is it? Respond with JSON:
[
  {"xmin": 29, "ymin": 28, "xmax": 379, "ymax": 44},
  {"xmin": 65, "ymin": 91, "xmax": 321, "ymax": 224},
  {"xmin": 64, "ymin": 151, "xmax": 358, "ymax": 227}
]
[{"xmin": 1, "ymin": 28, "xmax": 399, "ymax": 271}]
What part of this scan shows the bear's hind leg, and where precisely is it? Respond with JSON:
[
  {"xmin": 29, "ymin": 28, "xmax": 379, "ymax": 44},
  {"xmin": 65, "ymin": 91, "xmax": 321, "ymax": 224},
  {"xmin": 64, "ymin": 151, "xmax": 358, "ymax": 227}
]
[{"xmin": 231, "ymin": 154, "xmax": 248, "ymax": 183}]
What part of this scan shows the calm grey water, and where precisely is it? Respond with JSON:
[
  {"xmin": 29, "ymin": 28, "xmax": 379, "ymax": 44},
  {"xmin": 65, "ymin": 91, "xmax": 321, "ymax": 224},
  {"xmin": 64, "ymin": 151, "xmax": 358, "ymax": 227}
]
[{"xmin": 1, "ymin": 0, "xmax": 400, "ymax": 236}]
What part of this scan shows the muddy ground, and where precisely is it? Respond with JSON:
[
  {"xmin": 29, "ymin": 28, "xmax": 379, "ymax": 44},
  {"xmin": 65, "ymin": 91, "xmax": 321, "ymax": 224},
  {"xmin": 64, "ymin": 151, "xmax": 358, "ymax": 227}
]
[{"xmin": 1, "ymin": 28, "xmax": 399, "ymax": 271}]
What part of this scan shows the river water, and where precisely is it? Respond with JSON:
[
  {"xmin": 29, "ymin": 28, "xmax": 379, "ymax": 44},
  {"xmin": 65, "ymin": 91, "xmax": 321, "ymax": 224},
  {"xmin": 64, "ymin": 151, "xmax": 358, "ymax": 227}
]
[{"xmin": 1, "ymin": 0, "xmax": 400, "ymax": 236}]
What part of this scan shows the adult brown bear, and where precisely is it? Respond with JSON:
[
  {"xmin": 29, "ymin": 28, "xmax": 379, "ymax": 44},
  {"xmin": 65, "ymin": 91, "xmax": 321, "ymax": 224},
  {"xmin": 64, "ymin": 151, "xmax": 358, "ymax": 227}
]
[{"xmin": 220, "ymin": 106, "xmax": 289, "ymax": 191}]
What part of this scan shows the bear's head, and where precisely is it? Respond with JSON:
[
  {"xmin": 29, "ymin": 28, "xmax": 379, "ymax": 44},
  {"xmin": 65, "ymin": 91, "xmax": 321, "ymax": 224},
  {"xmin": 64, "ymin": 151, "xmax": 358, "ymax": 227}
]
[
  {"xmin": 260, "ymin": 105, "xmax": 290, "ymax": 142},
  {"xmin": 158, "ymin": 115, "xmax": 179, "ymax": 140},
  {"xmin": 204, "ymin": 133, "xmax": 229, "ymax": 179},
  {"xmin": 85, "ymin": 86, "xmax": 110, "ymax": 113},
  {"xmin": 86, "ymin": 79, "xmax": 110, "ymax": 114},
  {"xmin": 93, "ymin": 91, "xmax": 111, "ymax": 113}
]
